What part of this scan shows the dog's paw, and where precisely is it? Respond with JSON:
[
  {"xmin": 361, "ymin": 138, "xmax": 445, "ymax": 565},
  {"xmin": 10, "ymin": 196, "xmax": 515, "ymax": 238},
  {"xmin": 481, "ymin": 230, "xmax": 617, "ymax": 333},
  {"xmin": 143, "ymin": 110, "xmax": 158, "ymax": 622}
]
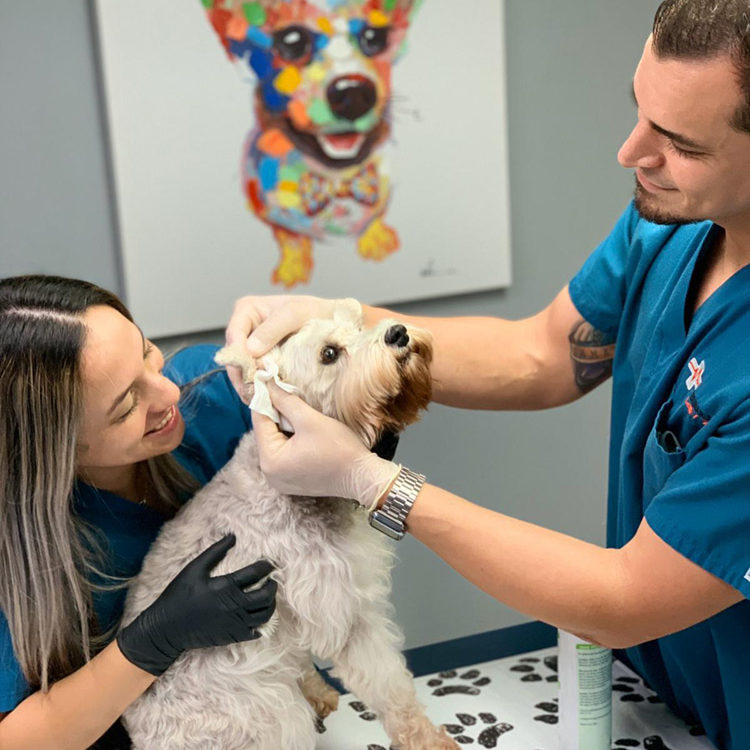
[
  {"xmin": 305, "ymin": 684, "xmax": 339, "ymax": 719},
  {"xmin": 396, "ymin": 722, "xmax": 463, "ymax": 750},
  {"xmin": 357, "ymin": 217, "xmax": 399, "ymax": 261},
  {"xmin": 299, "ymin": 669, "xmax": 340, "ymax": 720}
]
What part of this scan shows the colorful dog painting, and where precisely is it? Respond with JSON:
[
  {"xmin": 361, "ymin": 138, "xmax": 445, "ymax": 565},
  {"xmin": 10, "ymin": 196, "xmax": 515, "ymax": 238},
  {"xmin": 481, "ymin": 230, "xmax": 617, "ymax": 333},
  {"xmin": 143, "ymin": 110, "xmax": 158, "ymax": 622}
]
[{"xmin": 201, "ymin": 0, "xmax": 422, "ymax": 287}]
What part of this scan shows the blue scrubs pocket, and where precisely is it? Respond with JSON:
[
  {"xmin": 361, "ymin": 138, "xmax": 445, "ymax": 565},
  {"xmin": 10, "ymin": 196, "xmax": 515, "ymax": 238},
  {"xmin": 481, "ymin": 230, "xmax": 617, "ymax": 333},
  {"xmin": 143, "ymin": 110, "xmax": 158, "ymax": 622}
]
[{"xmin": 643, "ymin": 399, "xmax": 687, "ymax": 499}]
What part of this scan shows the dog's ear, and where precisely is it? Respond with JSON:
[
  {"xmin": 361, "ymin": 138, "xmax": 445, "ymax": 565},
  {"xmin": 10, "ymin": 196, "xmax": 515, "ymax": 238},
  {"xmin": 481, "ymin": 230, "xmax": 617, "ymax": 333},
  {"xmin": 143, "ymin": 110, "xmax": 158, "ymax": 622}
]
[
  {"xmin": 214, "ymin": 344, "xmax": 259, "ymax": 400},
  {"xmin": 201, "ymin": 1, "xmax": 276, "ymax": 63},
  {"xmin": 332, "ymin": 298, "xmax": 364, "ymax": 327},
  {"xmin": 392, "ymin": 0, "xmax": 424, "ymax": 21},
  {"xmin": 202, "ymin": 1, "xmax": 425, "ymax": 62}
]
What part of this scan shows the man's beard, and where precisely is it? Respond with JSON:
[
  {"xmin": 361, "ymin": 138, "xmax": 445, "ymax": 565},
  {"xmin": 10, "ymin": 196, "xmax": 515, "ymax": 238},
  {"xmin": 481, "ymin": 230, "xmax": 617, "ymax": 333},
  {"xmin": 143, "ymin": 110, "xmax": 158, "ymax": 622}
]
[{"xmin": 633, "ymin": 179, "xmax": 701, "ymax": 226}]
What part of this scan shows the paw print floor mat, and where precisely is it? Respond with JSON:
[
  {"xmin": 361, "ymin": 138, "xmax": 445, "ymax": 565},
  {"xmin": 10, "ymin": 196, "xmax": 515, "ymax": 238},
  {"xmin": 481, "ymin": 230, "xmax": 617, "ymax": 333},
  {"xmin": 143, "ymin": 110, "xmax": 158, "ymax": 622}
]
[{"xmin": 316, "ymin": 647, "xmax": 717, "ymax": 749}]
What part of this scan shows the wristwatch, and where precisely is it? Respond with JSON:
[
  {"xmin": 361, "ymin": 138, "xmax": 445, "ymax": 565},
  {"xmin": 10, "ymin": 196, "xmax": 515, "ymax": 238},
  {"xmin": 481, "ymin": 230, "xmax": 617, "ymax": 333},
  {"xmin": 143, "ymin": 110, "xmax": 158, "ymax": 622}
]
[{"xmin": 369, "ymin": 466, "xmax": 426, "ymax": 540}]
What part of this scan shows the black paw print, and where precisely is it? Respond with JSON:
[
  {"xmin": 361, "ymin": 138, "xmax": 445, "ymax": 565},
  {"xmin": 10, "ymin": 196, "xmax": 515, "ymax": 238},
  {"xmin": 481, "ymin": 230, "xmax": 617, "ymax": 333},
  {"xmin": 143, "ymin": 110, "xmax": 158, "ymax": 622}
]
[
  {"xmin": 428, "ymin": 668, "xmax": 491, "ymax": 697},
  {"xmin": 348, "ymin": 700, "xmax": 378, "ymax": 722},
  {"xmin": 612, "ymin": 736, "xmax": 673, "ymax": 750},
  {"xmin": 346, "ymin": 704, "xmax": 394, "ymax": 750},
  {"xmin": 442, "ymin": 712, "xmax": 513, "ymax": 746},
  {"xmin": 508, "ymin": 655, "xmax": 558, "ymax": 683},
  {"xmin": 533, "ymin": 700, "xmax": 558, "ymax": 725},
  {"xmin": 612, "ymin": 675, "xmax": 663, "ymax": 705}
]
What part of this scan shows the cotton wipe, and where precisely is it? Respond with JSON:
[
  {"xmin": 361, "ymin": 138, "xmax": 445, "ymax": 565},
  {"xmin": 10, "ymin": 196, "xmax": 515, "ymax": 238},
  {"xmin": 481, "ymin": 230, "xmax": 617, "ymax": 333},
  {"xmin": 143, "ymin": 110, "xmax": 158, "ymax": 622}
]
[{"xmin": 250, "ymin": 357, "xmax": 299, "ymax": 433}]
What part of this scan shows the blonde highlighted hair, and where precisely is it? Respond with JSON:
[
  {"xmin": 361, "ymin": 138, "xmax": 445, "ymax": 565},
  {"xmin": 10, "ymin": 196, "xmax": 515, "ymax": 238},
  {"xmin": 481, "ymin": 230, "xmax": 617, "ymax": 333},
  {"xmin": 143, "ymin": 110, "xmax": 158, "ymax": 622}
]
[{"xmin": 0, "ymin": 275, "xmax": 197, "ymax": 693}]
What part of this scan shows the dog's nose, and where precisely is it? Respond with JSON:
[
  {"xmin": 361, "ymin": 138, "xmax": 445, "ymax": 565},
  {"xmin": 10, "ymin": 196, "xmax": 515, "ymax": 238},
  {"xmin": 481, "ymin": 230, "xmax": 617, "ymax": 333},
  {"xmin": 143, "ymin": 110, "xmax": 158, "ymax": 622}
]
[
  {"xmin": 327, "ymin": 75, "xmax": 377, "ymax": 121},
  {"xmin": 385, "ymin": 324, "xmax": 409, "ymax": 348}
]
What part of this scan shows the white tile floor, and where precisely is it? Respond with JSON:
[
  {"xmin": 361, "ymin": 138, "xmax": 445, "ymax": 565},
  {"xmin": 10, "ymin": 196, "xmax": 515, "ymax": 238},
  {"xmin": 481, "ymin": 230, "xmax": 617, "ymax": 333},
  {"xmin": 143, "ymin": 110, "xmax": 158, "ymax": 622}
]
[{"xmin": 316, "ymin": 647, "xmax": 716, "ymax": 749}]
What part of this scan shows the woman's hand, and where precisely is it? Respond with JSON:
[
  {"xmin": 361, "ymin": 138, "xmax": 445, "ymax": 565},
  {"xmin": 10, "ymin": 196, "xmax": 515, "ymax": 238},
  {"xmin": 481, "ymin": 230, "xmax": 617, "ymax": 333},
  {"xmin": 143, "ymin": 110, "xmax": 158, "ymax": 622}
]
[
  {"xmin": 117, "ymin": 535, "xmax": 277, "ymax": 676},
  {"xmin": 251, "ymin": 382, "xmax": 399, "ymax": 510},
  {"xmin": 224, "ymin": 295, "xmax": 362, "ymax": 398}
]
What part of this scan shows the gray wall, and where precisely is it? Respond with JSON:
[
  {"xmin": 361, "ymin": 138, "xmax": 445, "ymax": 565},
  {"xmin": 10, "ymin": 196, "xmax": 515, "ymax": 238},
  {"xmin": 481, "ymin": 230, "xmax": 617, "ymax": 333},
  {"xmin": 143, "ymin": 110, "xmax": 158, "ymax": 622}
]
[{"xmin": 0, "ymin": 0, "xmax": 658, "ymax": 650}]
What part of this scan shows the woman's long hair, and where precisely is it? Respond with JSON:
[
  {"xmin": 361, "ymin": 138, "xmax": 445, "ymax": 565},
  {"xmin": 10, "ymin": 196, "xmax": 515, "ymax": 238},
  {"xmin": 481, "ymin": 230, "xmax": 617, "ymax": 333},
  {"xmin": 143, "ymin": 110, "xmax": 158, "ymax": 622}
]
[{"xmin": 0, "ymin": 275, "xmax": 197, "ymax": 693}]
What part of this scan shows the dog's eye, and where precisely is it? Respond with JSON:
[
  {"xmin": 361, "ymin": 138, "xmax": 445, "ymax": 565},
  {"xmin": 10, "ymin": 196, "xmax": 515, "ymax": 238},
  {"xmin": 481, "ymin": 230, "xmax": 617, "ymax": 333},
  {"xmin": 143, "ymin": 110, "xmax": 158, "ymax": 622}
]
[
  {"xmin": 273, "ymin": 25, "xmax": 314, "ymax": 62},
  {"xmin": 320, "ymin": 345, "xmax": 340, "ymax": 364},
  {"xmin": 357, "ymin": 25, "xmax": 390, "ymax": 57}
]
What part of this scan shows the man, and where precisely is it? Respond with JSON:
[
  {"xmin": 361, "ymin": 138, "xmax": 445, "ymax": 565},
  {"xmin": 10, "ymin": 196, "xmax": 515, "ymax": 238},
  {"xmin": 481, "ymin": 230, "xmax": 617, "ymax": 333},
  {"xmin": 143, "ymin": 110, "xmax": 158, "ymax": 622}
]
[{"xmin": 228, "ymin": 2, "xmax": 750, "ymax": 747}]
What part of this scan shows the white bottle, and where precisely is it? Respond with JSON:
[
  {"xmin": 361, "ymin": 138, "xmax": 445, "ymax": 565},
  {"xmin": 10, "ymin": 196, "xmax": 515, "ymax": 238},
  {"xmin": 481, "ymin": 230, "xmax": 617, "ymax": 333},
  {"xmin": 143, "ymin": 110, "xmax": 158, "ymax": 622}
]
[{"xmin": 558, "ymin": 629, "xmax": 612, "ymax": 750}]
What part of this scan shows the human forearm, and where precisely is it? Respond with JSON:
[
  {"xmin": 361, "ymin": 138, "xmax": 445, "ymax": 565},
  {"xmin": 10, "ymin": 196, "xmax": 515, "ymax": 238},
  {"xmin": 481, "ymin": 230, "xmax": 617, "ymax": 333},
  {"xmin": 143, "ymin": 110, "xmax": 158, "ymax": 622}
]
[
  {"xmin": 400, "ymin": 483, "xmax": 742, "ymax": 649},
  {"xmin": 225, "ymin": 290, "xmax": 605, "ymax": 409},
  {"xmin": 362, "ymin": 299, "xmax": 582, "ymax": 410},
  {"xmin": 403, "ymin": 483, "xmax": 626, "ymax": 645},
  {"xmin": 0, "ymin": 641, "xmax": 154, "ymax": 750}
]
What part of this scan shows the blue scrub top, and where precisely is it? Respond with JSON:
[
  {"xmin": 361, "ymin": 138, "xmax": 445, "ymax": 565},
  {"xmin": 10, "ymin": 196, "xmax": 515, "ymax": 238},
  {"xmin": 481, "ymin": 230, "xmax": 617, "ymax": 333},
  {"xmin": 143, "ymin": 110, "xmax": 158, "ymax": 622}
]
[
  {"xmin": 0, "ymin": 344, "xmax": 251, "ymax": 712},
  {"xmin": 569, "ymin": 201, "xmax": 750, "ymax": 750}
]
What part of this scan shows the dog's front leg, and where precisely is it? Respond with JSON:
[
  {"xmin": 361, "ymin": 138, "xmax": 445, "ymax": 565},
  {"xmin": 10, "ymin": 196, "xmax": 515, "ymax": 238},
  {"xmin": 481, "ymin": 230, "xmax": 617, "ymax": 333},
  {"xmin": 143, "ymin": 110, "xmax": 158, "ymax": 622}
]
[
  {"xmin": 299, "ymin": 663, "xmax": 339, "ymax": 719},
  {"xmin": 330, "ymin": 611, "xmax": 459, "ymax": 750}
]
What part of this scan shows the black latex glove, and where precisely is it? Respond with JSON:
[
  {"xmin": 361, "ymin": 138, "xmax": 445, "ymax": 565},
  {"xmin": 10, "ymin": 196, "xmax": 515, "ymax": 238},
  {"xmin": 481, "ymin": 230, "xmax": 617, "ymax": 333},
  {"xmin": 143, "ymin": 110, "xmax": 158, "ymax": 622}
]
[{"xmin": 117, "ymin": 534, "xmax": 277, "ymax": 676}]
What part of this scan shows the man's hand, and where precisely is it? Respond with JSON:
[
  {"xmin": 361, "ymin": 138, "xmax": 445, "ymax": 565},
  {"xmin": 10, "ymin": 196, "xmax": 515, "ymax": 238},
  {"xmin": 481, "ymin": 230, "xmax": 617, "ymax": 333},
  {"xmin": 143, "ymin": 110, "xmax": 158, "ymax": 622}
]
[{"xmin": 251, "ymin": 382, "xmax": 399, "ymax": 510}]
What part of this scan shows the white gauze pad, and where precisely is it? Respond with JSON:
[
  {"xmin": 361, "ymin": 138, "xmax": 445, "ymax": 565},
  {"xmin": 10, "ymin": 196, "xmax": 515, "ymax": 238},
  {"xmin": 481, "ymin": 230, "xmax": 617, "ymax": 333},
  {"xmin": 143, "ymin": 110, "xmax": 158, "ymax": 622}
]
[{"xmin": 250, "ymin": 357, "xmax": 299, "ymax": 433}]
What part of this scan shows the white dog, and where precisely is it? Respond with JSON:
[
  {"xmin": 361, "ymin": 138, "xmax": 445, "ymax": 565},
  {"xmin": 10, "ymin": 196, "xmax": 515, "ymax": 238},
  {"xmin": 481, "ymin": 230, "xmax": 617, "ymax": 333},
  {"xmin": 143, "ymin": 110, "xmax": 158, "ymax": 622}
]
[{"xmin": 120, "ymin": 304, "xmax": 459, "ymax": 750}]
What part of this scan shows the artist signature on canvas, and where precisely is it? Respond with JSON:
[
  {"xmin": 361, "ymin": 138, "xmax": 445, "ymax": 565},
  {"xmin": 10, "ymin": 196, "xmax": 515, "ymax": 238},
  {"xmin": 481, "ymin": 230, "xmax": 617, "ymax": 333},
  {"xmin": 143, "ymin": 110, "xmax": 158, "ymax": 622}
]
[{"xmin": 420, "ymin": 259, "xmax": 458, "ymax": 278}]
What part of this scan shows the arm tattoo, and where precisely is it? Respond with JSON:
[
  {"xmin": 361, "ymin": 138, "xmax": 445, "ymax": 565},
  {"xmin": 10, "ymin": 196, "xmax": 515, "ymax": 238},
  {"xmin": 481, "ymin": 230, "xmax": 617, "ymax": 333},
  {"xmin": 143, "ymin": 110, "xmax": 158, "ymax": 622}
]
[{"xmin": 569, "ymin": 320, "xmax": 616, "ymax": 394}]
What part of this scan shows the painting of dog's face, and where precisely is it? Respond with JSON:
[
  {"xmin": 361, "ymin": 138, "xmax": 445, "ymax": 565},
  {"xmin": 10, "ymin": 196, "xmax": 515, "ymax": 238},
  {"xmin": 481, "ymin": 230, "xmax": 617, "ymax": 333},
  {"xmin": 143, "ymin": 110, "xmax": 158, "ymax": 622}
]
[
  {"xmin": 206, "ymin": 1, "xmax": 418, "ymax": 166},
  {"xmin": 202, "ymin": 0, "xmax": 422, "ymax": 286},
  {"xmin": 95, "ymin": 0, "xmax": 511, "ymax": 333}
]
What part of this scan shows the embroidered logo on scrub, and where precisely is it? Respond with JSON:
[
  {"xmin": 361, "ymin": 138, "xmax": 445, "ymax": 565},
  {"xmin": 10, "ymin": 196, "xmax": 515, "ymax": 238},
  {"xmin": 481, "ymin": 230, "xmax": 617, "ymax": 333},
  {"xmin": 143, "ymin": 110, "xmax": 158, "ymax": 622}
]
[
  {"xmin": 685, "ymin": 357, "xmax": 705, "ymax": 390},
  {"xmin": 684, "ymin": 358, "xmax": 709, "ymax": 426}
]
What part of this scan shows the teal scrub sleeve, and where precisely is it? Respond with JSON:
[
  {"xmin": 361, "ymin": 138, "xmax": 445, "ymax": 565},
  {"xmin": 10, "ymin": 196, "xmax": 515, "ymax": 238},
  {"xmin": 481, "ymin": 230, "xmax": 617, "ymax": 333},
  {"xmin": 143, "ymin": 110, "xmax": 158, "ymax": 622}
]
[
  {"xmin": 568, "ymin": 201, "xmax": 641, "ymax": 338},
  {"xmin": 645, "ymin": 399, "xmax": 750, "ymax": 599},
  {"xmin": 0, "ymin": 610, "xmax": 29, "ymax": 712}
]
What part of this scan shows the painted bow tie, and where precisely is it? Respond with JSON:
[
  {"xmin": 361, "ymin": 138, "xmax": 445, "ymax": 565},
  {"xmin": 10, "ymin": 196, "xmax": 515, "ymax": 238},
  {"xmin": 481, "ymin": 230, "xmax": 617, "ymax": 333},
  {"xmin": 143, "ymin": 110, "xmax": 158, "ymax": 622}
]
[{"xmin": 297, "ymin": 162, "xmax": 380, "ymax": 216}]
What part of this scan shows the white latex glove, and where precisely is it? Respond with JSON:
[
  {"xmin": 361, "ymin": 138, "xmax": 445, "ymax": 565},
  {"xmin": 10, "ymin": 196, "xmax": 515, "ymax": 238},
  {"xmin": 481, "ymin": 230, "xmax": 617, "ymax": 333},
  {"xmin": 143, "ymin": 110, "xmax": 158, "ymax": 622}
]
[
  {"xmin": 251, "ymin": 381, "xmax": 400, "ymax": 511},
  {"xmin": 224, "ymin": 295, "xmax": 362, "ymax": 398}
]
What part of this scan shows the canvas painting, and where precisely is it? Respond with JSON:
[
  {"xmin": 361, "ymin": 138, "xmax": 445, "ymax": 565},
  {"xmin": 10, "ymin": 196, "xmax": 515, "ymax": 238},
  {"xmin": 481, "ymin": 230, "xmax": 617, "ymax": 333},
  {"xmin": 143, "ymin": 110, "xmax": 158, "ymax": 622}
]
[{"xmin": 95, "ymin": 0, "xmax": 511, "ymax": 337}]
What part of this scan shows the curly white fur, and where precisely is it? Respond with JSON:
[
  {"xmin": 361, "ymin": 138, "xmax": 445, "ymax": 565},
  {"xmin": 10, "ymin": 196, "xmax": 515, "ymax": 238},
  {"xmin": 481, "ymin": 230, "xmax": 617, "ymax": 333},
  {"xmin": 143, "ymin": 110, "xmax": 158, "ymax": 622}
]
[{"xmin": 120, "ymin": 316, "xmax": 458, "ymax": 750}]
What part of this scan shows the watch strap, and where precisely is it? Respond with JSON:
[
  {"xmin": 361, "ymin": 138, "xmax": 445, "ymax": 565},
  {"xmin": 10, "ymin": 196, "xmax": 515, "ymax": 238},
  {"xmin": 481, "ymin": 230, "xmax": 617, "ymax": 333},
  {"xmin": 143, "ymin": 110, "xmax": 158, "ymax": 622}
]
[{"xmin": 369, "ymin": 466, "xmax": 426, "ymax": 540}]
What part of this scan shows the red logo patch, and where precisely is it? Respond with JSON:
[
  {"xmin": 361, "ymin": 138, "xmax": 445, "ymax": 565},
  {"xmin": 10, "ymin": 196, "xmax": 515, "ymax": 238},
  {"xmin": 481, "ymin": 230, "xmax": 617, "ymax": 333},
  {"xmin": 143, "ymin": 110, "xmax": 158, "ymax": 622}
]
[{"xmin": 686, "ymin": 357, "xmax": 705, "ymax": 391}]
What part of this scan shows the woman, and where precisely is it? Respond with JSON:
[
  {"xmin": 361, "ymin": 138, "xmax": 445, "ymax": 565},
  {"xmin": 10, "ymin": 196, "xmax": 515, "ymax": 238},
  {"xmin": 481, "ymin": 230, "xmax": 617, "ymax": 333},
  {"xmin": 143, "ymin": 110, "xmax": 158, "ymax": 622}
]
[{"xmin": 0, "ymin": 275, "xmax": 276, "ymax": 749}]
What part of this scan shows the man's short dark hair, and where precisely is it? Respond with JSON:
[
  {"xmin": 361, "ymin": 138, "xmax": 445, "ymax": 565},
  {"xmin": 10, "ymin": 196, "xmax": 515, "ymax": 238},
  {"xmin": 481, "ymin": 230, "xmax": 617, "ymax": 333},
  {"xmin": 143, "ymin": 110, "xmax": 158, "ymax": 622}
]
[{"xmin": 653, "ymin": 0, "xmax": 750, "ymax": 132}]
